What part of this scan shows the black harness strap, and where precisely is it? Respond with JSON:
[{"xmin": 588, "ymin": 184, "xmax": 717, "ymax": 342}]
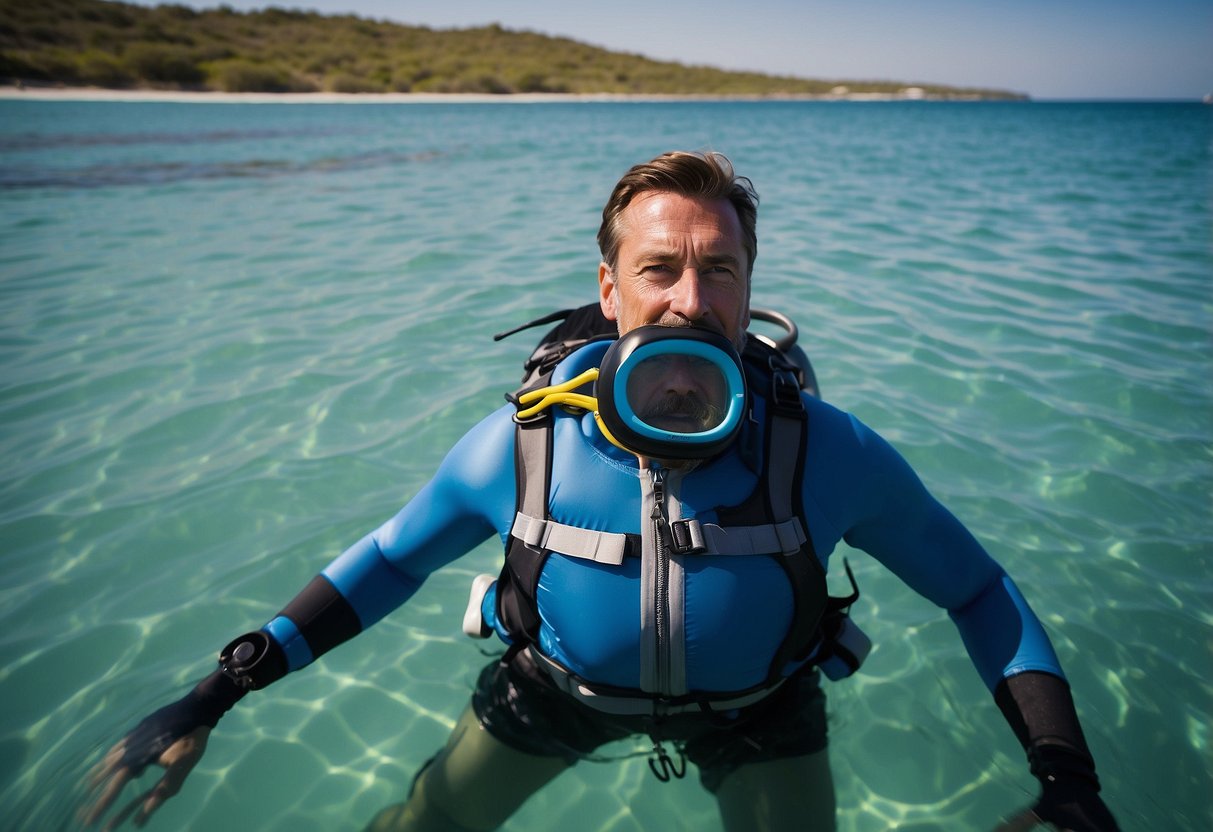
[
  {"xmin": 495, "ymin": 400, "xmax": 555, "ymax": 646},
  {"xmin": 716, "ymin": 341, "xmax": 828, "ymax": 681},
  {"xmin": 497, "ymin": 305, "xmax": 618, "ymax": 387}
]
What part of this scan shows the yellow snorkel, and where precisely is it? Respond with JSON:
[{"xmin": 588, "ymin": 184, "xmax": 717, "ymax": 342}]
[
  {"xmin": 514, "ymin": 368, "xmax": 631, "ymax": 453},
  {"xmin": 516, "ymin": 326, "xmax": 748, "ymax": 461}
]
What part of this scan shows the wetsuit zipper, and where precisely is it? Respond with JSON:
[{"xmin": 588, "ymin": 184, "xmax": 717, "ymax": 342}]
[{"xmin": 650, "ymin": 466, "xmax": 670, "ymax": 694}]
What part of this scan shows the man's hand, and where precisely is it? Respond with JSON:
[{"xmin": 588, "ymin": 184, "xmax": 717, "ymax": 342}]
[
  {"xmin": 82, "ymin": 725, "xmax": 209, "ymax": 830},
  {"xmin": 78, "ymin": 638, "xmax": 264, "ymax": 827},
  {"xmin": 994, "ymin": 807, "xmax": 1041, "ymax": 832},
  {"xmin": 993, "ymin": 773, "xmax": 1121, "ymax": 832},
  {"xmin": 79, "ymin": 668, "xmax": 249, "ymax": 828}
]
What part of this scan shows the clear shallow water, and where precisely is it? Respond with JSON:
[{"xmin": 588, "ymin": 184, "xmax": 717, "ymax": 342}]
[{"xmin": 1, "ymin": 99, "xmax": 1209, "ymax": 831}]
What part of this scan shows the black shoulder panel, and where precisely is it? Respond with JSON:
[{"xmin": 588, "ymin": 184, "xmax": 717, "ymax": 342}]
[{"xmin": 501, "ymin": 303, "xmax": 618, "ymax": 386}]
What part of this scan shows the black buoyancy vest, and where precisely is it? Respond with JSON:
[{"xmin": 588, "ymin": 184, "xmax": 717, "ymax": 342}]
[{"xmin": 491, "ymin": 305, "xmax": 850, "ymax": 697}]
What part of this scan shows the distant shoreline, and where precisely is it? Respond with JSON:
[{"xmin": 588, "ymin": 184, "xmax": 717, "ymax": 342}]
[{"xmin": 0, "ymin": 85, "xmax": 1010, "ymax": 105}]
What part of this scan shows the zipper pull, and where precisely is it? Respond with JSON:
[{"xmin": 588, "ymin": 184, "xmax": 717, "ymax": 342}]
[{"xmin": 650, "ymin": 466, "xmax": 667, "ymax": 522}]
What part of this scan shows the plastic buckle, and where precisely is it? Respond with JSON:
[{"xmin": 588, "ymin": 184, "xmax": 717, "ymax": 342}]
[
  {"xmin": 511, "ymin": 408, "xmax": 550, "ymax": 426},
  {"xmin": 769, "ymin": 365, "xmax": 804, "ymax": 415},
  {"xmin": 669, "ymin": 519, "xmax": 706, "ymax": 554}
]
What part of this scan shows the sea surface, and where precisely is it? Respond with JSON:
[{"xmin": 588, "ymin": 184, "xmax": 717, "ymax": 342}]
[{"xmin": 1, "ymin": 98, "xmax": 1209, "ymax": 831}]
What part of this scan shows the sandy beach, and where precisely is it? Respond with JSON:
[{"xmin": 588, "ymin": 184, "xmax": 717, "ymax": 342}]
[{"xmin": 0, "ymin": 85, "xmax": 949, "ymax": 104}]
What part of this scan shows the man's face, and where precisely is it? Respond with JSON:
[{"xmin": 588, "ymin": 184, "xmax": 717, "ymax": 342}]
[
  {"xmin": 626, "ymin": 352, "xmax": 728, "ymax": 434},
  {"xmin": 598, "ymin": 191, "xmax": 751, "ymax": 349}
]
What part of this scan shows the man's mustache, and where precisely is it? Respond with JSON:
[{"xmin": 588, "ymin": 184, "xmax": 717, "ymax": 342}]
[
  {"xmin": 653, "ymin": 316, "xmax": 743, "ymax": 350},
  {"xmin": 642, "ymin": 393, "xmax": 724, "ymax": 430},
  {"xmin": 655, "ymin": 317, "xmax": 721, "ymax": 336}
]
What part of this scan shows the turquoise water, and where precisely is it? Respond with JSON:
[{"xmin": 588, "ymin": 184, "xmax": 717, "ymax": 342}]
[{"xmin": 1, "ymin": 99, "xmax": 1209, "ymax": 831}]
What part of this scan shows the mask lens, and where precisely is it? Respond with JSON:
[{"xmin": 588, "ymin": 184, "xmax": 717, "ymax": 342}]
[
  {"xmin": 625, "ymin": 353, "xmax": 729, "ymax": 434},
  {"xmin": 595, "ymin": 325, "xmax": 746, "ymax": 461}
]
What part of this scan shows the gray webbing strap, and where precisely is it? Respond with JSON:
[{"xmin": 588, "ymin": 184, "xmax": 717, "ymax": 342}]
[
  {"xmin": 765, "ymin": 410, "xmax": 803, "ymax": 522},
  {"xmin": 516, "ymin": 423, "xmax": 549, "ymax": 522},
  {"xmin": 510, "ymin": 512, "xmax": 629, "ymax": 566},
  {"xmin": 510, "ymin": 512, "xmax": 805, "ymax": 562}
]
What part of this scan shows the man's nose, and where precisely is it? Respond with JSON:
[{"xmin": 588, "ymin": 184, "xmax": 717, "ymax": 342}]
[
  {"xmin": 668, "ymin": 270, "xmax": 708, "ymax": 321},
  {"xmin": 662, "ymin": 356, "xmax": 697, "ymax": 395}
]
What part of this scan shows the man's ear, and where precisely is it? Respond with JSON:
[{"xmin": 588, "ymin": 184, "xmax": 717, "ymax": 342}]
[
  {"xmin": 598, "ymin": 262, "xmax": 618, "ymax": 321},
  {"xmin": 740, "ymin": 271, "xmax": 752, "ymax": 333}
]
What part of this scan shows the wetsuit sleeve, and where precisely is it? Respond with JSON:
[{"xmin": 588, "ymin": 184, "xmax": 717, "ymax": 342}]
[
  {"xmin": 258, "ymin": 404, "xmax": 518, "ymax": 675},
  {"xmin": 995, "ymin": 671, "xmax": 1118, "ymax": 829},
  {"xmin": 113, "ymin": 407, "xmax": 520, "ymax": 766},
  {"xmin": 817, "ymin": 409, "xmax": 1063, "ymax": 690},
  {"xmin": 813, "ymin": 406, "xmax": 1116, "ymax": 827}
]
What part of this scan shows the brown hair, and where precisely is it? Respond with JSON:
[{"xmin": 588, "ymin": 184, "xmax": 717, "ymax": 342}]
[{"xmin": 597, "ymin": 151, "xmax": 759, "ymax": 272}]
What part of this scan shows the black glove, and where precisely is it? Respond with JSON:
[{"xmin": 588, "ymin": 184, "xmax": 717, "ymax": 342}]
[
  {"xmin": 995, "ymin": 672, "xmax": 1120, "ymax": 832},
  {"xmin": 1027, "ymin": 746, "xmax": 1120, "ymax": 832},
  {"xmin": 117, "ymin": 670, "xmax": 245, "ymax": 776},
  {"xmin": 116, "ymin": 575, "xmax": 357, "ymax": 777}
]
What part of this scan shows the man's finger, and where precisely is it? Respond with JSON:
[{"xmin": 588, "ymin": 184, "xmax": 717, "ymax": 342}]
[
  {"xmin": 992, "ymin": 807, "xmax": 1043, "ymax": 832},
  {"xmin": 81, "ymin": 766, "xmax": 132, "ymax": 828},
  {"xmin": 132, "ymin": 799, "xmax": 155, "ymax": 829},
  {"xmin": 102, "ymin": 787, "xmax": 152, "ymax": 832},
  {"xmin": 132, "ymin": 773, "xmax": 178, "ymax": 829},
  {"xmin": 133, "ymin": 737, "xmax": 204, "ymax": 827},
  {"xmin": 86, "ymin": 742, "xmax": 127, "ymax": 793},
  {"xmin": 132, "ymin": 793, "xmax": 163, "ymax": 829},
  {"xmin": 157, "ymin": 762, "xmax": 191, "ymax": 798}
]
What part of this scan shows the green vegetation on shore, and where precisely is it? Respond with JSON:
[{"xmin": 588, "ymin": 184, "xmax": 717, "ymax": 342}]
[{"xmin": 0, "ymin": 0, "xmax": 1028, "ymax": 99}]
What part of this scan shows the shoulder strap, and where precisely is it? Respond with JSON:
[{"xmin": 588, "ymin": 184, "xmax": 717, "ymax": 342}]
[
  {"xmin": 494, "ymin": 408, "xmax": 554, "ymax": 644},
  {"xmin": 719, "ymin": 338, "xmax": 830, "ymax": 682}
]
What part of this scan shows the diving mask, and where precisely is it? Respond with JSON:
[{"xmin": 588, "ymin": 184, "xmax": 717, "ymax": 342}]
[{"xmin": 516, "ymin": 326, "xmax": 747, "ymax": 461}]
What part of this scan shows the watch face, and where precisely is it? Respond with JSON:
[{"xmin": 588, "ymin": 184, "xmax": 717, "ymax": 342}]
[{"xmin": 219, "ymin": 630, "xmax": 273, "ymax": 688}]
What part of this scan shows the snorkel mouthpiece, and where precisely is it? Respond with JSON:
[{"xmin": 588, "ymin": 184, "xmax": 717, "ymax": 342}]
[{"xmin": 596, "ymin": 326, "xmax": 746, "ymax": 461}]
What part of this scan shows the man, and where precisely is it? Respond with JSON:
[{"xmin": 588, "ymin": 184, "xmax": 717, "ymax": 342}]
[{"xmin": 84, "ymin": 152, "xmax": 1118, "ymax": 832}]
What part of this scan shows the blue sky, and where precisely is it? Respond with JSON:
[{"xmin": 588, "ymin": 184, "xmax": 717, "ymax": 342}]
[{"xmin": 130, "ymin": 0, "xmax": 1210, "ymax": 99}]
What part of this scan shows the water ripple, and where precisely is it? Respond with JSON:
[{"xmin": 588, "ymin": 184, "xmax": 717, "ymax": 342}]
[{"xmin": 1, "ymin": 100, "xmax": 1209, "ymax": 832}]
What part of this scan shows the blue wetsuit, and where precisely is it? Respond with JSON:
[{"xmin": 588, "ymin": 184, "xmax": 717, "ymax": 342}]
[
  {"xmin": 113, "ymin": 337, "xmax": 1113, "ymax": 832},
  {"xmin": 262, "ymin": 340, "xmax": 1063, "ymax": 697}
]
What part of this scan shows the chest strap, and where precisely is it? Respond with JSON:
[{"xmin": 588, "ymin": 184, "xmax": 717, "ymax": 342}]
[
  {"xmin": 510, "ymin": 511, "xmax": 807, "ymax": 565},
  {"xmin": 510, "ymin": 512, "xmax": 631, "ymax": 565}
]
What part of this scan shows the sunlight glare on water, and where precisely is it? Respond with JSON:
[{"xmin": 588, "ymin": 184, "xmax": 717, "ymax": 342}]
[{"xmin": 1, "ymin": 99, "xmax": 1209, "ymax": 831}]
